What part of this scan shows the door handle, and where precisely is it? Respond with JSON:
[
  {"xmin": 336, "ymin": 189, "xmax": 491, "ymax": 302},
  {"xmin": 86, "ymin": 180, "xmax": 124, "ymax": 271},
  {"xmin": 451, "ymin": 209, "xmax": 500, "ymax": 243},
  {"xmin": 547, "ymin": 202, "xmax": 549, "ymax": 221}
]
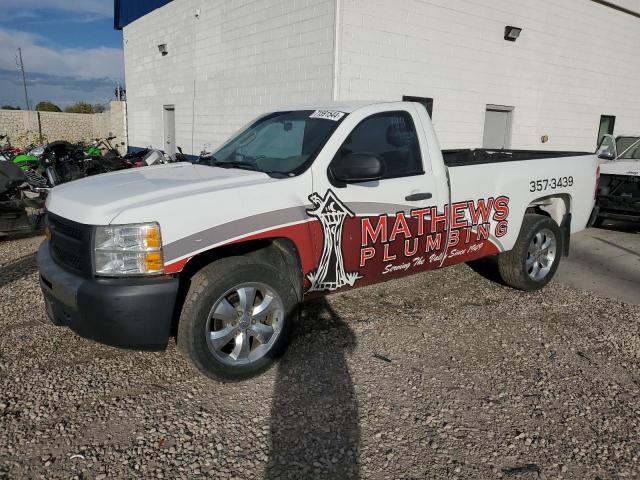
[{"xmin": 405, "ymin": 192, "xmax": 432, "ymax": 202}]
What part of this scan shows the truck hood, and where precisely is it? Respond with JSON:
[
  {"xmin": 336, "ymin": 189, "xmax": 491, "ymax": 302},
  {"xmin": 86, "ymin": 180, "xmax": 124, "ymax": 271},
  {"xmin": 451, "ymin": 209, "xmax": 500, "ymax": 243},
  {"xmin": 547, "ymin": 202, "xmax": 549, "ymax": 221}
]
[
  {"xmin": 600, "ymin": 159, "xmax": 640, "ymax": 177},
  {"xmin": 46, "ymin": 163, "xmax": 276, "ymax": 225}
]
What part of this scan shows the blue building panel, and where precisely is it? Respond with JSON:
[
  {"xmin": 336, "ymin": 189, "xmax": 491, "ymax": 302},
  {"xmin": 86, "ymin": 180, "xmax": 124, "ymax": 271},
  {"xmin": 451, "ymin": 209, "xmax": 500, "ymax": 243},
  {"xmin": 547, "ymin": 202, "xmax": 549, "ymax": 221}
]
[{"xmin": 114, "ymin": 0, "xmax": 174, "ymax": 30}]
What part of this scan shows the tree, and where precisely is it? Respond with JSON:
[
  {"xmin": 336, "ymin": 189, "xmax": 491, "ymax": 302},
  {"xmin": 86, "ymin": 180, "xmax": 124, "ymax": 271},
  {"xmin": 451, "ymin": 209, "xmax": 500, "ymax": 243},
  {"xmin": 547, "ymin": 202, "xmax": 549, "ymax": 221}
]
[
  {"xmin": 36, "ymin": 101, "xmax": 62, "ymax": 112},
  {"xmin": 92, "ymin": 103, "xmax": 107, "ymax": 113},
  {"xmin": 64, "ymin": 101, "xmax": 94, "ymax": 114},
  {"xmin": 63, "ymin": 101, "xmax": 107, "ymax": 114},
  {"xmin": 1, "ymin": 105, "xmax": 21, "ymax": 110}
]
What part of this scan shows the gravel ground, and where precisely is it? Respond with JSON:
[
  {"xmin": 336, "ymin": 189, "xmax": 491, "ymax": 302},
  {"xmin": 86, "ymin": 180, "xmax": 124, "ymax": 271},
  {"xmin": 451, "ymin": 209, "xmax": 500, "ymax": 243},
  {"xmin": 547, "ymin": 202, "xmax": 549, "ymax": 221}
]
[{"xmin": 0, "ymin": 234, "xmax": 639, "ymax": 480}]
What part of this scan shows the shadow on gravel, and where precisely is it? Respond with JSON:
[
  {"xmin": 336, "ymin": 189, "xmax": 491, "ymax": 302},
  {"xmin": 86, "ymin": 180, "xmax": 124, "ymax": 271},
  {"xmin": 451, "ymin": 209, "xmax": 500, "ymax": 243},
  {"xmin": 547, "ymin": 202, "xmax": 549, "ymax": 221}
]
[
  {"xmin": 465, "ymin": 257, "xmax": 506, "ymax": 287},
  {"xmin": 0, "ymin": 252, "xmax": 38, "ymax": 288},
  {"xmin": 265, "ymin": 298, "xmax": 360, "ymax": 480},
  {"xmin": 0, "ymin": 230, "xmax": 45, "ymax": 242}
]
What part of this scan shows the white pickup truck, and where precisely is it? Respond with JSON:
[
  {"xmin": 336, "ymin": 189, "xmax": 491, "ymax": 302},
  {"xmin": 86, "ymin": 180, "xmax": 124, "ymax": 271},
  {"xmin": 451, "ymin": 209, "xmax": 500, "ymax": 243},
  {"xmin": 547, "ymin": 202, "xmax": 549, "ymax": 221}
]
[
  {"xmin": 38, "ymin": 101, "xmax": 599, "ymax": 379},
  {"xmin": 593, "ymin": 134, "xmax": 640, "ymax": 225}
]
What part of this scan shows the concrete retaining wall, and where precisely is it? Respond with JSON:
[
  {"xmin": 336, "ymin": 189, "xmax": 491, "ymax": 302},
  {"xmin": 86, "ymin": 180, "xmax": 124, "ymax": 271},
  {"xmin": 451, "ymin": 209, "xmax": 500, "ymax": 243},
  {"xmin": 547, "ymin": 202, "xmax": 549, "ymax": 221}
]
[{"xmin": 0, "ymin": 101, "xmax": 128, "ymax": 153}]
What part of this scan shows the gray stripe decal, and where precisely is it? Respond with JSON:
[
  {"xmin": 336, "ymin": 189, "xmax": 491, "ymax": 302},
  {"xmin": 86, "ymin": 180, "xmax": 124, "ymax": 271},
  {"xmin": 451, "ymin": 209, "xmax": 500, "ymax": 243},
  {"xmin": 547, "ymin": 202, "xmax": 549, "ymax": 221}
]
[
  {"xmin": 489, "ymin": 235, "xmax": 505, "ymax": 252},
  {"xmin": 349, "ymin": 202, "xmax": 417, "ymax": 216},
  {"xmin": 164, "ymin": 205, "xmax": 311, "ymax": 262},
  {"xmin": 164, "ymin": 201, "xmax": 419, "ymax": 263},
  {"xmin": 164, "ymin": 200, "xmax": 503, "ymax": 263}
]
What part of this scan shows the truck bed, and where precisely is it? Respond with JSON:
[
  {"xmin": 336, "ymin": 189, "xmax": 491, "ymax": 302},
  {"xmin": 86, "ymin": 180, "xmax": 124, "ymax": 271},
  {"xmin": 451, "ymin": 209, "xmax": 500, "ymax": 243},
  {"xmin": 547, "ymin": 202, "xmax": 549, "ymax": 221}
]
[{"xmin": 443, "ymin": 149, "xmax": 592, "ymax": 167}]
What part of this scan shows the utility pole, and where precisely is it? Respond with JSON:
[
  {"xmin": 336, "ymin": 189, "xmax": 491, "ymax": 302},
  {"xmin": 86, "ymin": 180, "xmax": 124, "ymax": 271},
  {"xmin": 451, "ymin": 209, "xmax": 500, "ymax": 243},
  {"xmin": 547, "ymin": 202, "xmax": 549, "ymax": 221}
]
[{"xmin": 17, "ymin": 48, "xmax": 31, "ymax": 111}]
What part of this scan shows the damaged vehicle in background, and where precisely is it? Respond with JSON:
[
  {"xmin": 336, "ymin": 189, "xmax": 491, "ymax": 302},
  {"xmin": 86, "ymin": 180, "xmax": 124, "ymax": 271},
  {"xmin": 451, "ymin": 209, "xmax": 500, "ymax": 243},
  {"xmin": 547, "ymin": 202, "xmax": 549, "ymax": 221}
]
[{"xmin": 593, "ymin": 135, "xmax": 640, "ymax": 226}]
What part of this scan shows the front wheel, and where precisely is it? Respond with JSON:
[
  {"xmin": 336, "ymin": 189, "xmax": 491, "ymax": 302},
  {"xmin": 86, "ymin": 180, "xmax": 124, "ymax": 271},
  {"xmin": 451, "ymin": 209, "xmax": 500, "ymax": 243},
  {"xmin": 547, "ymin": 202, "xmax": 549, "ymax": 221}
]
[
  {"xmin": 497, "ymin": 214, "xmax": 563, "ymax": 291},
  {"xmin": 177, "ymin": 256, "xmax": 297, "ymax": 380}
]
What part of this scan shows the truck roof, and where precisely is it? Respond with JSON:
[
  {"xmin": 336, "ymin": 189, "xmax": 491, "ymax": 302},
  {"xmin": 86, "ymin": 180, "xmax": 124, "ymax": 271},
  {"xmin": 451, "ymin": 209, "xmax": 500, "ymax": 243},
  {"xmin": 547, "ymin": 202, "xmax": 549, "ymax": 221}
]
[{"xmin": 273, "ymin": 101, "xmax": 409, "ymax": 113}]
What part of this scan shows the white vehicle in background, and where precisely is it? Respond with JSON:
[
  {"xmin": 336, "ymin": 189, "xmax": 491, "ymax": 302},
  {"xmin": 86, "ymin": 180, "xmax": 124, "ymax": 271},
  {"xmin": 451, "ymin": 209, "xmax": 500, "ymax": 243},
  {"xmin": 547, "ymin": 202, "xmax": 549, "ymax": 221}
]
[
  {"xmin": 37, "ymin": 101, "xmax": 599, "ymax": 380},
  {"xmin": 594, "ymin": 135, "xmax": 640, "ymax": 225}
]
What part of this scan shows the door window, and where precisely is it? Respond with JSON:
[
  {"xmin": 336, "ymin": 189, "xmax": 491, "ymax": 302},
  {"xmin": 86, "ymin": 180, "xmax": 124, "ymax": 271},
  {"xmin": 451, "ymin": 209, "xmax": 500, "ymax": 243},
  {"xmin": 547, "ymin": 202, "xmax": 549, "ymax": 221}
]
[
  {"xmin": 616, "ymin": 136, "xmax": 640, "ymax": 159},
  {"xmin": 597, "ymin": 115, "xmax": 616, "ymax": 146},
  {"xmin": 334, "ymin": 111, "xmax": 423, "ymax": 179},
  {"xmin": 619, "ymin": 138, "xmax": 640, "ymax": 159}
]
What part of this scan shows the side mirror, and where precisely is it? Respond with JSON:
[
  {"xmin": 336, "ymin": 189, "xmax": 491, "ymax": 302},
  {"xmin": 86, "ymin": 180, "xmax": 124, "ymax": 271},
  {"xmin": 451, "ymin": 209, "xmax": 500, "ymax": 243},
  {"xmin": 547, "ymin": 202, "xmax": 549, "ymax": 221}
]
[
  {"xmin": 330, "ymin": 152, "xmax": 386, "ymax": 184},
  {"xmin": 596, "ymin": 135, "xmax": 616, "ymax": 160}
]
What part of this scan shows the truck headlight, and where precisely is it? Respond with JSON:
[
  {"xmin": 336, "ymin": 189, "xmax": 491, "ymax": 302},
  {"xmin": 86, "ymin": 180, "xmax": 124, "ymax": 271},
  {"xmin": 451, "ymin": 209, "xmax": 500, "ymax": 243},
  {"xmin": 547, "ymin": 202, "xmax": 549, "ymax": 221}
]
[{"xmin": 93, "ymin": 223, "xmax": 164, "ymax": 276}]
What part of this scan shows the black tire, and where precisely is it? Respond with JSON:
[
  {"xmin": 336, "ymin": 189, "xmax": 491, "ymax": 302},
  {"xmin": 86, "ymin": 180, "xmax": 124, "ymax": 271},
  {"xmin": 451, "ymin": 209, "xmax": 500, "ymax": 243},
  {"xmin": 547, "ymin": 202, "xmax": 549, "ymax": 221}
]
[
  {"xmin": 592, "ymin": 216, "xmax": 605, "ymax": 228},
  {"xmin": 497, "ymin": 214, "xmax": 563, "ymax": 291},
  {"xmin": 177, "ymin": 256, "xmax": 297, "ymax": 381}
]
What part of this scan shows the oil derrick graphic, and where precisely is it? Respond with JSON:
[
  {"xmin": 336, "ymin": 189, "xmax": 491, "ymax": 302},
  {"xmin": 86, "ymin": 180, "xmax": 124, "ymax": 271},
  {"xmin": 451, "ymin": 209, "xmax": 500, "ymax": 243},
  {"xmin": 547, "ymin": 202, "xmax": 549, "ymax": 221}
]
[{"xmin": 306, "ymin": 190, "xmax": 362, "ymax": 292}]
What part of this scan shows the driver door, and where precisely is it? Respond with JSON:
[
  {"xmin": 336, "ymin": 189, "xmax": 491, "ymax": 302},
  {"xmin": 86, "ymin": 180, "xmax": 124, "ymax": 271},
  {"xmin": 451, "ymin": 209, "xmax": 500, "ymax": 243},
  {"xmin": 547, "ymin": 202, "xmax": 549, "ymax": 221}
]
[{"xmin": 307, "ymin": 103, "xmax": 445, "ymax": 292}]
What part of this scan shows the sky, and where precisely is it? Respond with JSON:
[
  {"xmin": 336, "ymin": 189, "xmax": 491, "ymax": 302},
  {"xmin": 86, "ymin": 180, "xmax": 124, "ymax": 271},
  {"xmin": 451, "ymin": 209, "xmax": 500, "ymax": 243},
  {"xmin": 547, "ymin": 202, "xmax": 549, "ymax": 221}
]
[{"xmin": 0, "ymin": 0, "xmax": 124, "ymax": 109}]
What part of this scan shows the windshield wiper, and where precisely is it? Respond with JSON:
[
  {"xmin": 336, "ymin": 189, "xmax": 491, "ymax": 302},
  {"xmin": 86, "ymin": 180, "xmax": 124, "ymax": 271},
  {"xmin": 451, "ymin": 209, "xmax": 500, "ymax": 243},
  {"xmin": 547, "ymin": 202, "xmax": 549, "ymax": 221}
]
[
  {"xmin": 211, "ymin": 161, "xmax": 259, "ymax": 172},
  {"xmin": 210, "ymin": 159, "xmax": 289, "ymax": 179}
]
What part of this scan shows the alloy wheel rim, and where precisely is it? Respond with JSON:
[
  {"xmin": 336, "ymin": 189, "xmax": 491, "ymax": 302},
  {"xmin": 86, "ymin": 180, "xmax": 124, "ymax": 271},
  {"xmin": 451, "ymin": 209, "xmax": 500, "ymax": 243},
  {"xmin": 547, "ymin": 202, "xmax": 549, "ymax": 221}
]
[
  {"xmin": 526, "ymin": 228, "xmax": 557, "ymax": 281},
  {"xmin": 205, "ymin": 282, "xmax": 284, "ymax": 366}
]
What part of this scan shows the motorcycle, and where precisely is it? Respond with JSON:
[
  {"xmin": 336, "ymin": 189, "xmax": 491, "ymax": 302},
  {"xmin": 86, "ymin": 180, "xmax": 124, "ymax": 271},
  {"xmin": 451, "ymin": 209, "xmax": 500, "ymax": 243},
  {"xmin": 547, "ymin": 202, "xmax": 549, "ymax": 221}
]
[
  {"xmin": 38, "ymin": 141, "xmax": 87, "ymax": 186},
  {"xmin": 0, "ymin": 135, "xmax": 24, "ymax": 162},
  {"xmin": 84, "ymin": 137, "xmax": 136, "ymax": 172},
  {"xmin": 85, "ymin": 142, "xmax": 102, "ymax": 158},
  {"xmin": 12, "ymin": 144, "xmax": 44, "ymax": 171},
  {"xmin": 0, "ymin": 160, "xmax": 47, "ymax": 236}
]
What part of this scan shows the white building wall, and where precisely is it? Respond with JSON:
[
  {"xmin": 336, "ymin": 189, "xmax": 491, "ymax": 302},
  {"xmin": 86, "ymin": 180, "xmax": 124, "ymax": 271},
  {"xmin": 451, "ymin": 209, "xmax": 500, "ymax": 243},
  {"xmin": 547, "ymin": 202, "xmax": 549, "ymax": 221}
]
[
  {"xmin": 123, "ymin": 0, "xmax": 640, "ymax": 154},
  {"xmin": 123, "ymin": 0, "xmax": 336, "ymax": 154},
  {"xmin": 336, "ymin": 0, "xmax": 640, "ymax": 151}
]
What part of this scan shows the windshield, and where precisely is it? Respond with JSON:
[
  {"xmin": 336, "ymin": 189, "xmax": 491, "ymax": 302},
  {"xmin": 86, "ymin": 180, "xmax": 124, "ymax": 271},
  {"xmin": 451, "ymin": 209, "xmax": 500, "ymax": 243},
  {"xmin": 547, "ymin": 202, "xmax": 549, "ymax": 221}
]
[
  {"xmin": 617, "ymin": 136, "xmax": 640, "ymax": 160},
  {"xmin": 211, "ymin": 110, "xmax": 347, "ymax": 176}
]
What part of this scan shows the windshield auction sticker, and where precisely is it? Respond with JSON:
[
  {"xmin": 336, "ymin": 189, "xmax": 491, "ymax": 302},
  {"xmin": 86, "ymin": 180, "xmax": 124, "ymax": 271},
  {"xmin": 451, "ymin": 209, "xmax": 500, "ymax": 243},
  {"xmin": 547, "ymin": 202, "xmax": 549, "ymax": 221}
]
[{"xmin": 310, "ymin": 110, "xmax": 346, "ymax": 121}]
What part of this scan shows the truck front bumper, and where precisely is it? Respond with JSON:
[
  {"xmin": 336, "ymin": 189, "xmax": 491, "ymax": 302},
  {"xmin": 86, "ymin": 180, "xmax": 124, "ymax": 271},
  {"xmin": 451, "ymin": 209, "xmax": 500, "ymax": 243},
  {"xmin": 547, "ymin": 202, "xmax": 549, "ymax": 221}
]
[{"xmin": 37, "ymin": 241, "xmax": 180, "ymax": 351}]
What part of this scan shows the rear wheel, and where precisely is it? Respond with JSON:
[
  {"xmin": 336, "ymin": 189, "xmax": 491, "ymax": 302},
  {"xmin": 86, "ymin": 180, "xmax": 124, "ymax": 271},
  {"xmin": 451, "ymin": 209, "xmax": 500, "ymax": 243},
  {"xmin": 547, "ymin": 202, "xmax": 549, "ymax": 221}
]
[
  {"xmin": 498, "ymin": 214, "xmax": 563, "ymax": 291},
  {"xmin": 177, "ymin": 256, "xmax": 297, "ymax": 380}
]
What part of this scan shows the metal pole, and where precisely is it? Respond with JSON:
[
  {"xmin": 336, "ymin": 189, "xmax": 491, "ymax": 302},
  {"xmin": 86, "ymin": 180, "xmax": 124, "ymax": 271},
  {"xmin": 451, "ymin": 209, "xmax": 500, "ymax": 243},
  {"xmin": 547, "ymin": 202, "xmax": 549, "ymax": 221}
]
[
  {"xmin": 18, "ymin": 48, "xmax": 31, "ymax": 111},
  {"xmin": 36, "ymin": 111, "xmax": 43, "ymax": 143}
]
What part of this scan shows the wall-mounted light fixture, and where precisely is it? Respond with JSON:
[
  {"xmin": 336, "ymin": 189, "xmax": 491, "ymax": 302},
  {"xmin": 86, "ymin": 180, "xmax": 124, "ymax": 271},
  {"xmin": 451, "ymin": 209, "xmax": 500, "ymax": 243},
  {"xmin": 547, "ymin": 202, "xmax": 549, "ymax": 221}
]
[
  {"xmin": 158, "ymin": 44, "xmax": 168, "ymax": 56},
  {"xmin": 504, "ymin": 26, "xmax": 522, "ymax": 42}
]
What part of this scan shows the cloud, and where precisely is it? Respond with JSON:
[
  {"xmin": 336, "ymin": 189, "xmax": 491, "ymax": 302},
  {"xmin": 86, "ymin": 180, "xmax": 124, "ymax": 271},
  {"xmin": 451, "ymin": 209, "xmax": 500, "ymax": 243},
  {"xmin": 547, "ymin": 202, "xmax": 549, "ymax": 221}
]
[
  {"xmin": 0, "ymin": 69, "xmax": 115, "ymax": 93},
  {"xmin": 0, "ymin": 69, "xmax": 119, "ymax": 107},
  {"xmin": 0, "ymin": 29, "xmax": 124, "ymax": 81},
  {"xmin": 0, "ymin": 27, "xmax": 124, "ymax": 106},
  {"xmin": 0, "ymin": 0, "xmax": 112, "ymax": 19}
]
